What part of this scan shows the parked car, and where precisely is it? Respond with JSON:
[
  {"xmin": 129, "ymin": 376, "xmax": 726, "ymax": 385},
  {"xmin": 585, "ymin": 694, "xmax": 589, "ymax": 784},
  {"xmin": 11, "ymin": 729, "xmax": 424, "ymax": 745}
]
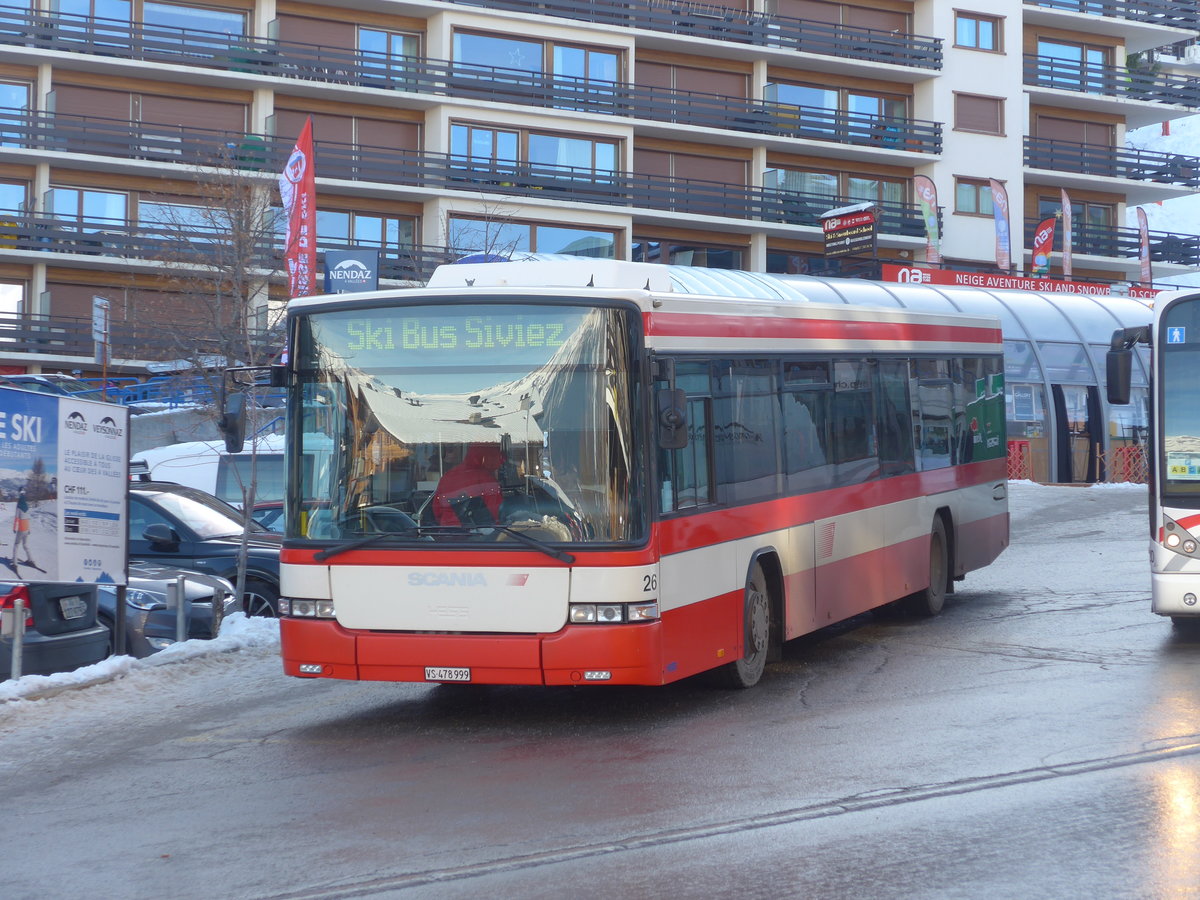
[
  {"xmin": 97, "ymin": 563, "xmax": 238, "ymax": 658},
  {"xmin": 0, "ymin": 373, "xmax": 97, "ymax": 397},
  {"xmin": 128, "ymin": 481, "xmax": 283, "ymax": 616},
  {"xmin": 0, "ymin": 581, "xmax": 108, "ymax": 680}
]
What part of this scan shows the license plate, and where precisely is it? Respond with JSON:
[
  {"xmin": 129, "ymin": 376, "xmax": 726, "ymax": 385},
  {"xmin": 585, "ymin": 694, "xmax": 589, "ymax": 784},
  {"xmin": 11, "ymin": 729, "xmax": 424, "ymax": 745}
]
[
  {"xmin": 425, "ymin": 666, "xmax": 470, "ymax": 682},
  {"xmin": 59, "ymin": 596, "xmax": 87, "ymax": 620}
]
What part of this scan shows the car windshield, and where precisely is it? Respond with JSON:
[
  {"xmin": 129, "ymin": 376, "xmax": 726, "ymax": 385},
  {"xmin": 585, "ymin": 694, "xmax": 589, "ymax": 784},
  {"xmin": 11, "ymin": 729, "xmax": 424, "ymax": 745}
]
[{"xmin": 141, "ymin": 489, "xmax": 265, "ymax": 539}]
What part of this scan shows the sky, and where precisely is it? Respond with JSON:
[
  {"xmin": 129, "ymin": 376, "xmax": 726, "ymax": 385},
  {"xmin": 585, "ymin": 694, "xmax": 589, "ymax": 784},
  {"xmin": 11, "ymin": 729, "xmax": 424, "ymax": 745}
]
[{"xmin": 0, "ymin": 481, "xmax": 1148, "ymax": 709}]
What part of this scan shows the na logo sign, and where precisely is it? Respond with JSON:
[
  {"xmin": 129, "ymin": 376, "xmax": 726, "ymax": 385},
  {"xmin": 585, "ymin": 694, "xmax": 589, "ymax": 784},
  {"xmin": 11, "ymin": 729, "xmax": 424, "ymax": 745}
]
[{"xmin": 324, "ymin": 250, "xmax": 380, "ymax": 293}]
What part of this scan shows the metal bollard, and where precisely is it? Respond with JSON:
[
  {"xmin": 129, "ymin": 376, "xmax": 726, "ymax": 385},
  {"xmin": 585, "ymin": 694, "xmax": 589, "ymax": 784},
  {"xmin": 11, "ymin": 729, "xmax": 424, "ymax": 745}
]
[
  {"xmin": 11, "ymin": 595, "xmax": 24, "ymax": 680},
  {"xmin": 174, "ymin": 575, "xmax": 187, "ymax": 644}
]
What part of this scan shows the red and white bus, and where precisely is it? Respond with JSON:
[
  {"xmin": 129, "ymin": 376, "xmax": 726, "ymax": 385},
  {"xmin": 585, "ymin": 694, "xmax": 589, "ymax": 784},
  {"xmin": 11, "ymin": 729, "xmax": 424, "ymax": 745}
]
[
  {"xmin": 276, "ymin": 260, "xmax": 1009, "ymax": 687},
  {"xmin": 1108, "ymin": 289, "xmax": 1200, "ymax": 626}
]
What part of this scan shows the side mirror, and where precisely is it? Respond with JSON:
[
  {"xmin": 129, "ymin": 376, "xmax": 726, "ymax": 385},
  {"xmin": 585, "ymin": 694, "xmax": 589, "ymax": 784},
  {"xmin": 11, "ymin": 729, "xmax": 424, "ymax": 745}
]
[
  {"xmin": 142, "ymin": 523, "xmax": 179, "ymax": 547},
  {"xmin": 657, "ymin": 388, "xmax": 688, "ymax": 450},
  {"xmin": 1106, "ymin": 349, "xmax": 1132, "ymax": 406},
  {"xmin": 269, "ymin": 364, "xmax": 287, "ymax": 388},
  {"xmin": 219, "ymin": 391, "xmax": 247, "ymax": 453}
]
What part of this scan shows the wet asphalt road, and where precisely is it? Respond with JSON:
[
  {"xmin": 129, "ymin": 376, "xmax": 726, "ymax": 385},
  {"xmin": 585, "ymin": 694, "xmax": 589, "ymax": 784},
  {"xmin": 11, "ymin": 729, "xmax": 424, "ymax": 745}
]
[{"xmin": 2, "ymin": 483, "xmax": 1198, "ymax": 899}]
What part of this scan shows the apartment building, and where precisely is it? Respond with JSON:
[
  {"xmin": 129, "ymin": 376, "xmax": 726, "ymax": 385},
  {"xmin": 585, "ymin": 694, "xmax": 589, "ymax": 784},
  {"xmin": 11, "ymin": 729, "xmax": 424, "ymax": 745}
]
[{"xmin": 0, "ymin": 0, "xmax": 1196, "ymax": 370}]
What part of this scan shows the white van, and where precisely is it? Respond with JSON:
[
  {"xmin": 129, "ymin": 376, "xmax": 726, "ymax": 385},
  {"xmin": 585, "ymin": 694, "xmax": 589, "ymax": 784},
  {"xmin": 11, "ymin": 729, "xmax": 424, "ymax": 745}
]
[{"xmin": 131, "ymin": 435, "xmax": 288, "ymax": 513}]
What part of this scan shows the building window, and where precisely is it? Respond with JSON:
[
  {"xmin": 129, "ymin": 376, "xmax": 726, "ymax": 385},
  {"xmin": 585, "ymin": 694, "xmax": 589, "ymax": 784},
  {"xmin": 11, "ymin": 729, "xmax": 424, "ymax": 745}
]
[
  {"xmin": 138, "ymin": 200, "xmax": 230, "ymax": 242},
  {"xmin": 955, "ymin": 13, "xmax": 1001, "ymax": 52},
  {"xmin": 0, "ymin": 81, "xmax": 30, "ymax": 148},
  {"xmin": 47, "ymin": 187, "xmax": 127, "ymax": 230},
  {"xmin": 632, "ymin": 239, "xmax": 743, "ymax": 269},
  {"xmin": 766, "ymin": 82, "xmax": 907, "ymax": 137},
  {"xmin": 450, "ymin": 123, "xmax": 618, "ymax": 181},
  {"xmin": 448, "ymin": 216, "xmax": 616, "ymax": 258},
  {"xmin": 452, "ymin": 31, "xmax": 620, "ymax": 83},
  {"xmin": 954, "ymin": 178, "xmax": 995, "ymax": 216},
  {"xmin": 764, "ymin": 168, "xmax": 906, "ymax": 220},
  {"xmin": 1036, "ymin": 39, "xmax": 1110, "ymax": 90},
  {"xmin": 0, "ymin": 181, "xmax": 26, "ymax": 213},
  {"xmin": 53, "ymin": 0, "xmax": 131, "ymax": 20},
  {"xmin": 954, "ymin": 93, "xmax": 1003, "ymax": 135},
  {"xmin": 316, "ymin": 210, "xmax": 415, "ymax": 253},
  {"xmin": 359, "ymin": 28, "xmax": 420, "ymax": 78},
  {"xmin": 142, "ymin": 2, "xmax": 245, "ymax": 36}
]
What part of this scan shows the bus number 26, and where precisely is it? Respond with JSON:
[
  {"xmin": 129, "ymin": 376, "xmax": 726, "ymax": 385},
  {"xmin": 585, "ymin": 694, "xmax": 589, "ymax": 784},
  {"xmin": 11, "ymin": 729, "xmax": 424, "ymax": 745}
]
[{"xmin": 643, "ymin": 574, "xmax": 657, "ymax": 592}]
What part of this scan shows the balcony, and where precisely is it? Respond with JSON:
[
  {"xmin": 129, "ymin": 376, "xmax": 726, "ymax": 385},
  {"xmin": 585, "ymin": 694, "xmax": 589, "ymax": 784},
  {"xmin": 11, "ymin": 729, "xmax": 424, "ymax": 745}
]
[
  {"xmin": 1026, "ymin": 0, "xmax": 1199, "ymax": 28},
  {"xmin": 0, "ymin": 307, "xmax": 278, "ymax": 366},
  {"xmin": 0, "ymin": 11, "xmax": 940, "ymax": 155},
  {"xmin": 1023, "ymin": 217, "xmax": 1200, "ymax": 264},
  {"xmin": 1023, "ymin": 1, "xmax": 1200, "ymax": 55},
  {"xmin": 1025, "ymin": 136, "xmax": 1200, "ymax": 187},
  {"xmin": 446, "ymin": 0, "xmax": 942, "ymax": 69},
  {"xmin": 1024, "ymin": 54, "xmax": 1200, "ymax": 109},
  {"xmin": 0, "ymin": 112, "xmax": 928, "ymax": 237}
]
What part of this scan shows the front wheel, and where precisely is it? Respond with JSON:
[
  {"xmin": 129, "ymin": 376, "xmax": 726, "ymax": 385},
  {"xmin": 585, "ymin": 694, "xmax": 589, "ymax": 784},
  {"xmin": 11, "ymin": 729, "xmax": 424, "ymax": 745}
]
[
  {"xmin": 718, "ymin": 562, "xmax": 771, "ymax": 689},
  {"xmin": 244, "ymin": 578, "xmax": 280, "ymax": 617},
  {"xmin": 903, "ymin": 517, "xmax": 949, "ymax": 617}
]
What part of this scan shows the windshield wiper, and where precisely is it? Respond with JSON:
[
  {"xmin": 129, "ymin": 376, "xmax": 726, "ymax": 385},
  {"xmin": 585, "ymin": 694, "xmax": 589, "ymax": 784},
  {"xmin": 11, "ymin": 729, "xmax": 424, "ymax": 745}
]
[
  {"xmin": 313, "ymin": 529, "xmax": 419, "ymax": 561},
  {"xmin": 464, "ymin": 524, "xmax": 576, "ymax": 564}
]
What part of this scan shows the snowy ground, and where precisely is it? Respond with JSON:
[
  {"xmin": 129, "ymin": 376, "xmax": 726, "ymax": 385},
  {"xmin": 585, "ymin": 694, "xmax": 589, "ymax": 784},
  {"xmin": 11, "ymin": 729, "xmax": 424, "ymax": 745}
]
[{"xmin": 0, "ymin": 480, "xmax": 1151, "ymax": 710}]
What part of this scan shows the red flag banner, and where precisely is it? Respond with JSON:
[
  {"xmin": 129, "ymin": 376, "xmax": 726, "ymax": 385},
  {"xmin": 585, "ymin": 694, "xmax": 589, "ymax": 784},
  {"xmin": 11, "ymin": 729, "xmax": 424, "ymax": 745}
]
[
  {"xmin": 1031, "ymin": 216, "xmax": 1056, "ymax": 276},
  {"xmin": 1137, "ymin": 207, "xmax": 1152, "ymax": 285},
  {"xmin": 279, "ymin": 117, "xmax": 317, "ymax": 298},
  {"xmin": 1060, "ymin": 188, "xmax": 1073, "ymax": 279},
  {"xmin": 912, "ymin": 175, "xmax": 941, "ymax": 264},
  {"xmin": 988, "ymin": 179, "xmax": 1011, "ymax": 271}
]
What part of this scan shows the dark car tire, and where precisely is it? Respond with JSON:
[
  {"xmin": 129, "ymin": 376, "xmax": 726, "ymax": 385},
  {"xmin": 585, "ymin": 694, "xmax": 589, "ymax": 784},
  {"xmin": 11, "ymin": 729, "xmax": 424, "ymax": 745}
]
[{"xmin": 244, "ymin": 578, "xmax": 280, "ymax": 617}]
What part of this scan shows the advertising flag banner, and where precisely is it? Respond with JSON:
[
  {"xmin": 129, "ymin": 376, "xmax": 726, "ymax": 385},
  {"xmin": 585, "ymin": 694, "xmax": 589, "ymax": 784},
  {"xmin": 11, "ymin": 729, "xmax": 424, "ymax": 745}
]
[
  {"xmin": 988, "ymin": 179, "xmax": 1011, "ymax": 271},
  {"xmin": 1137, "ymin": 207, "xmax": 1152, "ymax": 285},
  {"xmin": 912, "ymin": 175, "xmax": 941, "ymax": 264},
  {"xmin": 279, "ymin": 117, "xmax": 317, "ymax": 298},
  {"xmin": 1060, "ymin": 188, "xmax": 1073, "ymax": 279},
  {"xmin": 1031, "ymin": 216, "xmax": 1056, "ymax": 276}
]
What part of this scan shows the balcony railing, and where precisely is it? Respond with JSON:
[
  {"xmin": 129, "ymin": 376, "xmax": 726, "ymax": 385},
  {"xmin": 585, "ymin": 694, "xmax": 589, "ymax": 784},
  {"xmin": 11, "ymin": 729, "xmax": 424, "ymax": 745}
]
[
  {"xmin": 1024, "ymin": 0, "xmax": 1200, "ymax": 29},
  {"xmin": 0, "ymin": 308, "xmax": 278, "ymax": 364},
  {"xmin": 446, "ymin": 0, "xmax": 942, "ymax": 69},
  {"xmin": 0, "ymin": 11, "xmax": 940, "ymax": 153},
  {"xmin": 1023, "ymin": 217, "xmax": 1200, "ymax": 264},
  {"xmin": 1024, "ymin": 54, "xmax": 1200, "ymax": 108},
  {"xmin": 1025, "ymin": 136, "xmax": 1200, "ymax": 186},
  {"xmin": 0, "ymin": 112, "xmax": 929, "ymax": 235},
  {"xmin": 0, "ymin": 4, "xmax": 939, "ymax": 74}
]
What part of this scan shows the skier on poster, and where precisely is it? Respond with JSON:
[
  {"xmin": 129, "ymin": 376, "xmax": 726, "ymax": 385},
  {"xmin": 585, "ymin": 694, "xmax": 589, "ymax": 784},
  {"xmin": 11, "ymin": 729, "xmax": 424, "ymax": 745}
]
[{"xmin": 11, "ymin": 487, "xmax": 36, "ymax": 569}]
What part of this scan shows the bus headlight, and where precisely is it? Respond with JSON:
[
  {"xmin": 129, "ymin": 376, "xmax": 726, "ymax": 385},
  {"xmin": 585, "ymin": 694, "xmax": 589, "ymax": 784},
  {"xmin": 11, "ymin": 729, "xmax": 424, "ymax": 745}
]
[
  {"xmin": 1166, "ymin": 533, "xmax": 1182, "ymax": 549},
  {"xmin": 285, "ymin": 599, "xmax": 337, "ymax": 618},
  {"xmin": 1185, "ymin": 540, "xmax": 1198, "ymax": 555},
  {"xmin": 568, "ymin": 601, "xmax": 660, "ymax": 624}
]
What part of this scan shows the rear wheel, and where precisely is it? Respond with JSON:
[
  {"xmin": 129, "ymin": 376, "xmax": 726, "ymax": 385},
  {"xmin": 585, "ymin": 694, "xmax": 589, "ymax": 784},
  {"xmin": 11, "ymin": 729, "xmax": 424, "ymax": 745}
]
[
  {"xmin": 244, "ymin": 578, "xmax": 279, "ymax": 617},
  {"xmin": 904, "ymin": 518, "xmax": 949, "ymax": 617},
  {"xmin": 719, "ymin": 562, "xmax": 771, "ymax": 689}
]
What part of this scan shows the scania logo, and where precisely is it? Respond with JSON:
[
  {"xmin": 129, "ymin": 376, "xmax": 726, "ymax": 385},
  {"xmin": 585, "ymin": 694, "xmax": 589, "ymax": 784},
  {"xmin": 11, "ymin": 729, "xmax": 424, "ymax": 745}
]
[
  {"xmin": 93, "ymin": 415, "xmax": 123, "ymax": 438},
  {"xmin": 408, "ymin": 572, "xmax": 487, "ymax": 587},
  {"xmin": 65, "ymin": 410, "xmax": 88, "ymax": 433}
]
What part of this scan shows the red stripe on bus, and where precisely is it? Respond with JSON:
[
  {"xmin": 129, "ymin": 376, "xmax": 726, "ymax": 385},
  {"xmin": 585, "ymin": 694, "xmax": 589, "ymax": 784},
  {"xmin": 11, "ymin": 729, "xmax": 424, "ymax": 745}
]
[
  {"xmin": 644, "ymin": 311, "xmax": 1002, "ymax": 346},
  {"xmin": 281, "ymin": 458, "xmax": 1005, "ymax": 567}
]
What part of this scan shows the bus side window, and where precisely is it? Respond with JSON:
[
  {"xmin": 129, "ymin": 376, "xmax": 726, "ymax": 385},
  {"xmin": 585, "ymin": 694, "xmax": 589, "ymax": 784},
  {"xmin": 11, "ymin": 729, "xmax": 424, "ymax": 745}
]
[
  {"xmin": 661, "ymin": 363, "xmax": 713, "ymax": 513},
  {"xmin": 913, "ymin": 359, "xmax": 954, "ymax": 470},
  {"xmin": 876, "ymin": 359, "xmax": 915, "ymax": 476}
]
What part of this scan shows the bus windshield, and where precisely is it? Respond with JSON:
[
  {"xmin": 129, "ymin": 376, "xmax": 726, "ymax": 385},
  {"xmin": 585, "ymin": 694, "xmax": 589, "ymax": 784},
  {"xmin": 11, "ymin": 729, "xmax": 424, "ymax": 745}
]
[
  {"xmin": 1161, "ymin": 297, "xmax": 1200, "ymax": 499},
  {"xmin": 290, "ymin": 301, "xmax": 645, "ymax": 545}
]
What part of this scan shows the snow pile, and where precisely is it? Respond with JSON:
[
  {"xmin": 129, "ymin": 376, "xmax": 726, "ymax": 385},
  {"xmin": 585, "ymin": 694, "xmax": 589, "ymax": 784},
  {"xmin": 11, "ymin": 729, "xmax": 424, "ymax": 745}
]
[{"xmin": 0, "ymin": 612, "xmax": 279, "ymax": 703}]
